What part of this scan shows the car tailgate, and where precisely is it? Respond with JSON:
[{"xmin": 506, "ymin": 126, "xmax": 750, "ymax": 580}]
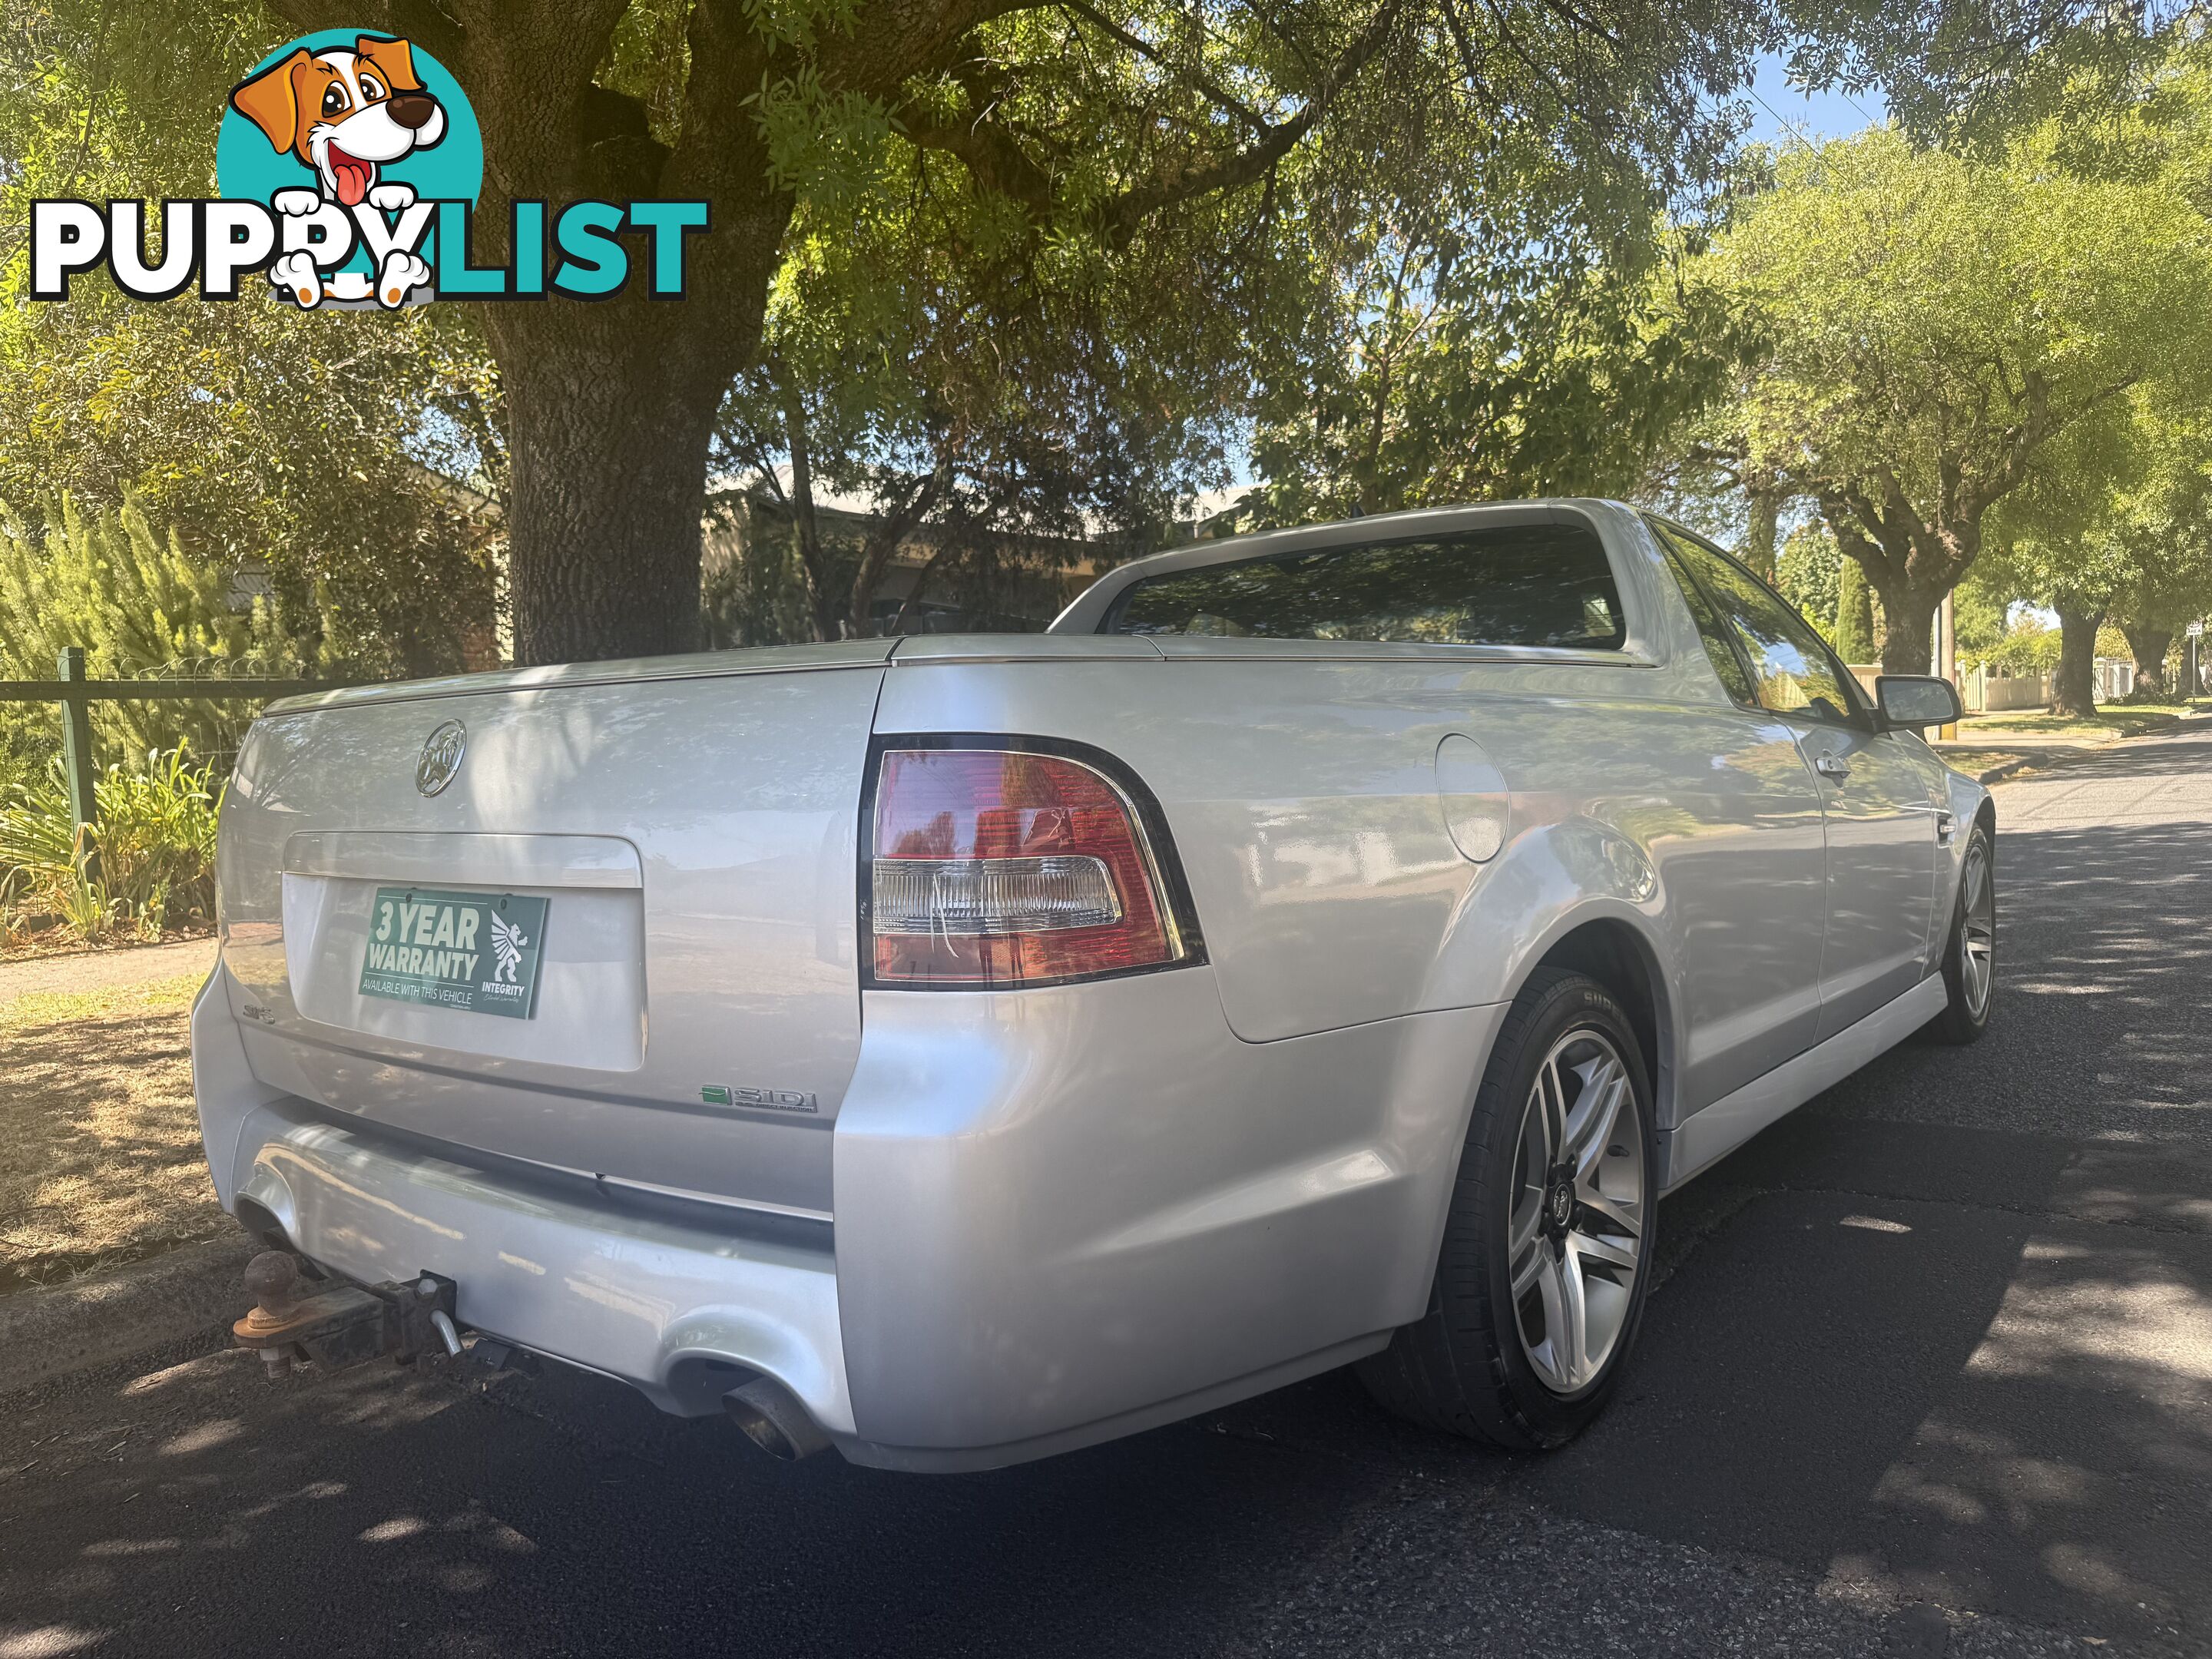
[{"xmin": 213, "ymin": 644, "xmax": 892, "ymax": 1219}]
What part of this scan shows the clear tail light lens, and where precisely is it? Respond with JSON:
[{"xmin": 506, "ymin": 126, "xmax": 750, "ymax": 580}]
[{"xmin": 866, "ymin": 746, "xmax": 1191, "ymax": 987}]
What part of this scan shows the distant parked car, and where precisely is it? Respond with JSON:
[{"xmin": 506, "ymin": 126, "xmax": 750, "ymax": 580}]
[{"xmin": 194, "ymin": 501, "xmax": 1992, "ymax": 1469}]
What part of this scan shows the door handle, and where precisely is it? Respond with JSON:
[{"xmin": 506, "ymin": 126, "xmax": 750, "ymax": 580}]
[{"xmin": 1813, "ymin": 753, "xmax": 1851, "ymax": 781}]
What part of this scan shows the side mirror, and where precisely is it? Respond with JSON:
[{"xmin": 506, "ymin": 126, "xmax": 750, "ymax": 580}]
[{"xmin": 1875, "ymin": 674, "xmax": 1963, "ymax": 730}]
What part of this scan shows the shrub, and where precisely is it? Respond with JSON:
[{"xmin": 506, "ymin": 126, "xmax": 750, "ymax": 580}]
[
  {"xmin": 1981, "ymin": 628, "xmax": 2064, "ymax": 678},
  {"xmin": 0, "ymin": 747, "xmax": 223, "ymax": 945},
  {"xmin": 0, "ymin": 496, "xmax": 309, "ymax": 778},
  {"xmin": 1777, "ymin": 522, "xmax": 1842, "ymax": 639}
]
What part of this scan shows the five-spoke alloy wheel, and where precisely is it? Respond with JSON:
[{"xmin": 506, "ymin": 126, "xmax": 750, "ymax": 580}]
[
  {"xmin": 1928, "ymin": 819, "xmax": 1996, "ymax": 1046},
  {"xmin": 1506, "ymin": 1028, "xmax": 1647, "ymax": 1396},
  {"xmin": 1359, "ymin": 967, "xmax": 1657, "ymax": 1449}
]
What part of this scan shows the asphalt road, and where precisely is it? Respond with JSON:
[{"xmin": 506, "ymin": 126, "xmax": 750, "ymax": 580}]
[{"xmin": 5, "ymin": 724, "xmax": 2211, "ymax": 1659}]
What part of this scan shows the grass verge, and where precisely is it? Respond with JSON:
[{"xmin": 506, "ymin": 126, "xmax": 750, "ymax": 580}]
[
  {"xmin": 1955, "ymin": 702, "xmax": 2197, "ymax": 742},
  {"xmin": 0, "ymin": 969, "xmax": 229, "ymax": 1295}
]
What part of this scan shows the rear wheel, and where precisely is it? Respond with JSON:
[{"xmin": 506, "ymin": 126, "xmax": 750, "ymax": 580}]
[
  {"xmin": 1926, "ymin": 821, "xmax": 1995, "ymax": 1045},
  {"xmin": 1359, "ymin": 968, "xmax": 1656, "ymax": 1449}
]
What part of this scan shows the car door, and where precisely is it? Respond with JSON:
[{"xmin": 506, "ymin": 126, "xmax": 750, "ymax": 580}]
[
  {"xmin": 1648, "ymin": 535, "xmax": 1830, "ymax": 1108},
  {"xmin": 1656, "ymin": 528, "xmax": 1939, "ymax": 1040}
]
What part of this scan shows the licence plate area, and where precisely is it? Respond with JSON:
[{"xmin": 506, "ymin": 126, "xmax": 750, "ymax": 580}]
[
  {"xmin": 276, "ymin": 869, "xmax": 645, "ymax": 1073},
  {"xmin": 360, "ymin": 887, "xmax": 548, "ymax": 1020}
]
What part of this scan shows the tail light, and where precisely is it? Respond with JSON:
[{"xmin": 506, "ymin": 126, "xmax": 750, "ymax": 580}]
[{"xmin": 866, "ymin": 743, "xmax": 1197, "ymax": 988}]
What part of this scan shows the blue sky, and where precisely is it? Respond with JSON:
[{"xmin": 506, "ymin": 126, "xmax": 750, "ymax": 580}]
[{"xmin": 1740, "ymin": 54, "xmax": 1888, "ymax": 149}]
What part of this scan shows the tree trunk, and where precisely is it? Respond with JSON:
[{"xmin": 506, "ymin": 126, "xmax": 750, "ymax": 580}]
[
  {"xmin": 781, "ymin": 392, "xmax": 843, "ymax": 644},
  {"xmin": 848, "ymin": 462, "xmax": 953, "ymax": 637},
  {"xmin": 477, "ymin": 91, "xmax": 796, "ymax": 666},
  {"xmin": 2051, "ymin": 604, "xmax": 2104, "ymax": 717},
  {"xmin": 2121, "ymin": 623, "xmax": 2173, "ymax": 700},
  {"xmin": 1743, "ymin": 479, "xmax": 1781, "ymax": 581},
  {"xmin": 503, "ymin": 346, "xmax": 727, "ymax": 666},
  {"xmin": 1873, "ymin": 581, "xmax": 1938, "ymax": 677}
]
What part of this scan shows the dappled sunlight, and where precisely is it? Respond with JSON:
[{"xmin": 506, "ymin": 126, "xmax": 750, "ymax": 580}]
[
  {"xmin": 155, "ymin": 1418, "xmax": 243, "ymax": 1458},
  {"xmin": 1969, "ymin": 1237, "xmax": 2212, "ymax": 1399},
  {"xmin": 0, "ymin": 1626, "xmax": 108, "ymax": 1659},
  {"xmin": 0, "ymin": 981, "xmax": 228, "ymax": 1290}
]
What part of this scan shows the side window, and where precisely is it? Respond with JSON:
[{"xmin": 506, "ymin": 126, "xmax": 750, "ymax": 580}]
[
  {"xmin": 1652, "ymin": 522, "xmax": 1862, "ymax": 727},
  {"xmin": 1659, "ymin": 547, "xmax": 1757, "ymax": 706}
]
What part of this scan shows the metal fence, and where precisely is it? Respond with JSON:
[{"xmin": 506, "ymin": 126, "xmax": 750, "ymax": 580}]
[{"xmin": 2, "ymin": 647, "xmax": 362, "ymax": 869}]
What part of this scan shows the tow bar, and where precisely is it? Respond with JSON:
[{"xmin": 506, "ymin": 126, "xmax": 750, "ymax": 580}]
[{"xmin": 232, "ymin": 1250, "xmax": 465, "ymax": 1379}]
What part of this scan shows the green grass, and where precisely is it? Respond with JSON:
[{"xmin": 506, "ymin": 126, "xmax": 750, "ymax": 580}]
[
  {"xmin": 1955, "ymin": 703, "xmax": 2195, "ymax": 742},
  {"xmin": 0, "ymin": 749, "xmax": 222, "ymax": 945},
  {"xmin": 0, "ymin": 969, "xmax": 224, "ymax": 1293},
  {"xmin": 1934, "ymin": 748, "xmax": 2026, "ymax": 778}
]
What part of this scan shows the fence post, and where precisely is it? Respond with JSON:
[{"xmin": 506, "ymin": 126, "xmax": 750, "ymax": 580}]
[{"xmin": 57, "ymin": 647, "xmax": 101, "ymax": 880}]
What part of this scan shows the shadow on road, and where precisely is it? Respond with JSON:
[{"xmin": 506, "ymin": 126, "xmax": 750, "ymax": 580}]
[
  {"xmin": 1506, "ymin": 810, "xmax": 2212, "ymax": 1647},
  {"xmin": 3, "ymin": 770, "xmax": 2209, "ymax": 1657}
]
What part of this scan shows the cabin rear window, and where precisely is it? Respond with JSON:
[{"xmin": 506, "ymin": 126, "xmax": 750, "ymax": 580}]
[{"xmin": 1099, "ymin": 523, "xmax": 1627, "ymax": 648}]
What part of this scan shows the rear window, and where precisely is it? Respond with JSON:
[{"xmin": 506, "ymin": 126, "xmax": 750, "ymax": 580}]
[{"xmin": 1100, "ymin": 522, "xmax": 1627, "ymax": 648}]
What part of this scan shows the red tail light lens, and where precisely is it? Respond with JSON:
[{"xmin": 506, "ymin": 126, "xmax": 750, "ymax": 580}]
[{"xmin": 868, "ymin": 747, "xmax": 1190, "ymax": 987}]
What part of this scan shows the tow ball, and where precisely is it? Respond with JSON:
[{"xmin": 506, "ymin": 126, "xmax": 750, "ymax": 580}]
[{"xmin": 233, "ymin": 1250, "xmax": 465, "ymax": 1379}]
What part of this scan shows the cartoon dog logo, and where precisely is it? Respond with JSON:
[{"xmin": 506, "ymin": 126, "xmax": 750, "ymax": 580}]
[{"xmin": 228, "ymin": 36, "xmax": 444, "ymax": 308}]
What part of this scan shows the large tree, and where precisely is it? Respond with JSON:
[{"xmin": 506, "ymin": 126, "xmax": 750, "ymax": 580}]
[
  {"xmin": 237, "ymin": 0, "xmax": 1800, "ymax": 664},
  {"xmin": 12, "ymin": 0, "xmax": 2179, "ymax": 664},
  {"xmin": 1706, "ymin": 126, "xmax": 2212, "ymax": 674},
  {"xmin": 1988, "ymin": 388, "xmax": 2212, "ymax": 714}
]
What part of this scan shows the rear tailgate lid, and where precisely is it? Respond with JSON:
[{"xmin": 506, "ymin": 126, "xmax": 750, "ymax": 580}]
[{"xmin": 216, "ymin": 644, "xmax": 892, "ymax": 1219}]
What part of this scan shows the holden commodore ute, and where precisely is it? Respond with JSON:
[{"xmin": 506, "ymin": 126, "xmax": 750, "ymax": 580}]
[{"xmin": 193, "ymin": 501, "xmax": 1993, "ymax": 1468}]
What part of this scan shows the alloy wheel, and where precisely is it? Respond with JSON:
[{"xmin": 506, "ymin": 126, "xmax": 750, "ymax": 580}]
[
  {"xmin": 1960, "ymin": 837, "xmax": 1995, "ymax": 1019},
  {"xmin": 1507, "ymin": 1028, "xmax": 1647, "ymax": 1396}
]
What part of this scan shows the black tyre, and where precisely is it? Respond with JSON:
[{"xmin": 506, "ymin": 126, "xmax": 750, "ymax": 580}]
[
  {"xmin": 1359, "ymin": 967, "xmax": 1657, "ymax": 1450},
  {"xmin": 1925, "ymin": 820, "xmax": 1995, "ymax": 1046}
]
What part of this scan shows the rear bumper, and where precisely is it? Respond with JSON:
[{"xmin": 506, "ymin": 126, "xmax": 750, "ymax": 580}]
[{"xmin": 194, "ymin": 961, "xmax": 1507, "ymax": 1470}]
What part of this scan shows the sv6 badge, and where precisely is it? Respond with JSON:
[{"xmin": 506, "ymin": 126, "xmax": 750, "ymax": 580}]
[{"xmin": 700, "ymin": 1084, "xmax": 818, "ymax": 1114}]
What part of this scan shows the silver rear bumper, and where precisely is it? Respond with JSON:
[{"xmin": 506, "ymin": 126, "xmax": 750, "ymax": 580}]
[
  {"xmin": 196, "ymin": 960, "xmax": 1508, "ymax": 1471},
  {"xmin": 229, "ymin": 1097, "xmax": 851, "ymax": 1427}
]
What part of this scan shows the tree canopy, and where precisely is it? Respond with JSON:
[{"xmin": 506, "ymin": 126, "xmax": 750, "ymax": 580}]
[{"xmin": 1693, "ymin": 121, "xmax": 2212, "ymax": 674}]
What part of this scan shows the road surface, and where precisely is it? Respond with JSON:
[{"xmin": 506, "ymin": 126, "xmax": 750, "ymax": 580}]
[{"xmin": 4, "ymin": 724, "xmax": 2209, "ymax": 1658}]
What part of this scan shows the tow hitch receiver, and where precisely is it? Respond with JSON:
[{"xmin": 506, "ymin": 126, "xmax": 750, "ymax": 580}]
[{"xmin": 233, "ymin": 1250, "xmax": 463, "ymax": 1379}]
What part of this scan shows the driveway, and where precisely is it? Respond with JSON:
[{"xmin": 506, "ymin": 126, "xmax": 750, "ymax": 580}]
[{"xmin": 3, "ymin": 727, "xmax": 2208, "ymax": 1658}]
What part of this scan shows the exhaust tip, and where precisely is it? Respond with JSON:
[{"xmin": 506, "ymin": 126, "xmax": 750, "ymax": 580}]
[{"xmin": 724, "ymin": 1377, "xmax": 832, "ymax": 1461}]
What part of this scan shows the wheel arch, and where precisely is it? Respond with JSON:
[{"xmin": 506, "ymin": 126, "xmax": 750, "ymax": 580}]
[{"xmin": 1524, "ymin": 914, "xmax": 1676, "ymax": 1132}]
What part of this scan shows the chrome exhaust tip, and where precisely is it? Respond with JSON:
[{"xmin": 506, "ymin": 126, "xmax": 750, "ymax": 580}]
[{"xmin": 724, "ymin": 1377, "xmax": 831, "ymax": 1461}]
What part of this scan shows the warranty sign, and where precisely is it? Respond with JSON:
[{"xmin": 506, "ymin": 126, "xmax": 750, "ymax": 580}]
[{"xmin": 359, "ymin": 887, "xmax": 548, "ymax": 1019}]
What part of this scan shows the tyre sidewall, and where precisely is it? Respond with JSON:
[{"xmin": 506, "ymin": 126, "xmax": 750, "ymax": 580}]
[
  {"xmin": 1938, "ymin": 823, "xmax": 1995, "ymax": 1039},
  {"xmin": 1462, "ymin": 974, "xmax": 1659, "ymax": 1445}
]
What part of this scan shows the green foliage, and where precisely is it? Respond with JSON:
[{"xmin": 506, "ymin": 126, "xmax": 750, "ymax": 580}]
[
  {"xmin": 1691, "ymin": 116, "xmax": 2212, "ymax": 671},
  {"xmin": 1250, "ymin": 247, "xmax": 1741, "ymax": 523},
  {"xmin": 1982, "ymin": 626, "xmax": 2064, "ymax": 678},
  {"xmin": 1951, "ymin": 570, "xmax": 2009, "ymax": 663},
  {"xmin": 1833, "ymin": 558, "xmax": 1876, "ymax": 664},
  {"xmin": 0, "ymin": 2, "xmax": 505, "ymax": 678},
  {"xmin": 710, "ymin": 83, "xmax": 1248, "ymax": 640},
  {"xmin": 0, "ymin": 498, "xmax": 306, "ymax": 775},
  {"xmin": 0, "ymin": 748, "xmax": 222, "ymax": 944},
  {"xmin": 1776, "ymin": 519, "xmax": 1842, "ymax": 638},
  {"xmin": 700, "ymin": 519, "xmax": 821, "ymax": 648}
]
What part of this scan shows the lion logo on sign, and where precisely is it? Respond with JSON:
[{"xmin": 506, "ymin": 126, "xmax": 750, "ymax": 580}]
[{"xmin": 489, "ymin": 911, "xmax": 528, "ymax": 984}]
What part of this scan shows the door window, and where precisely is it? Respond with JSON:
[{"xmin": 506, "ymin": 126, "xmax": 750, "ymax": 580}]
[
  {"xmin": 1652, "ymin": 522, "xmax": 1864, "ymax": 727},
  {"xmin": 1657, "ymin": 544, "xmax": 1758, "ymax": 706}
]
